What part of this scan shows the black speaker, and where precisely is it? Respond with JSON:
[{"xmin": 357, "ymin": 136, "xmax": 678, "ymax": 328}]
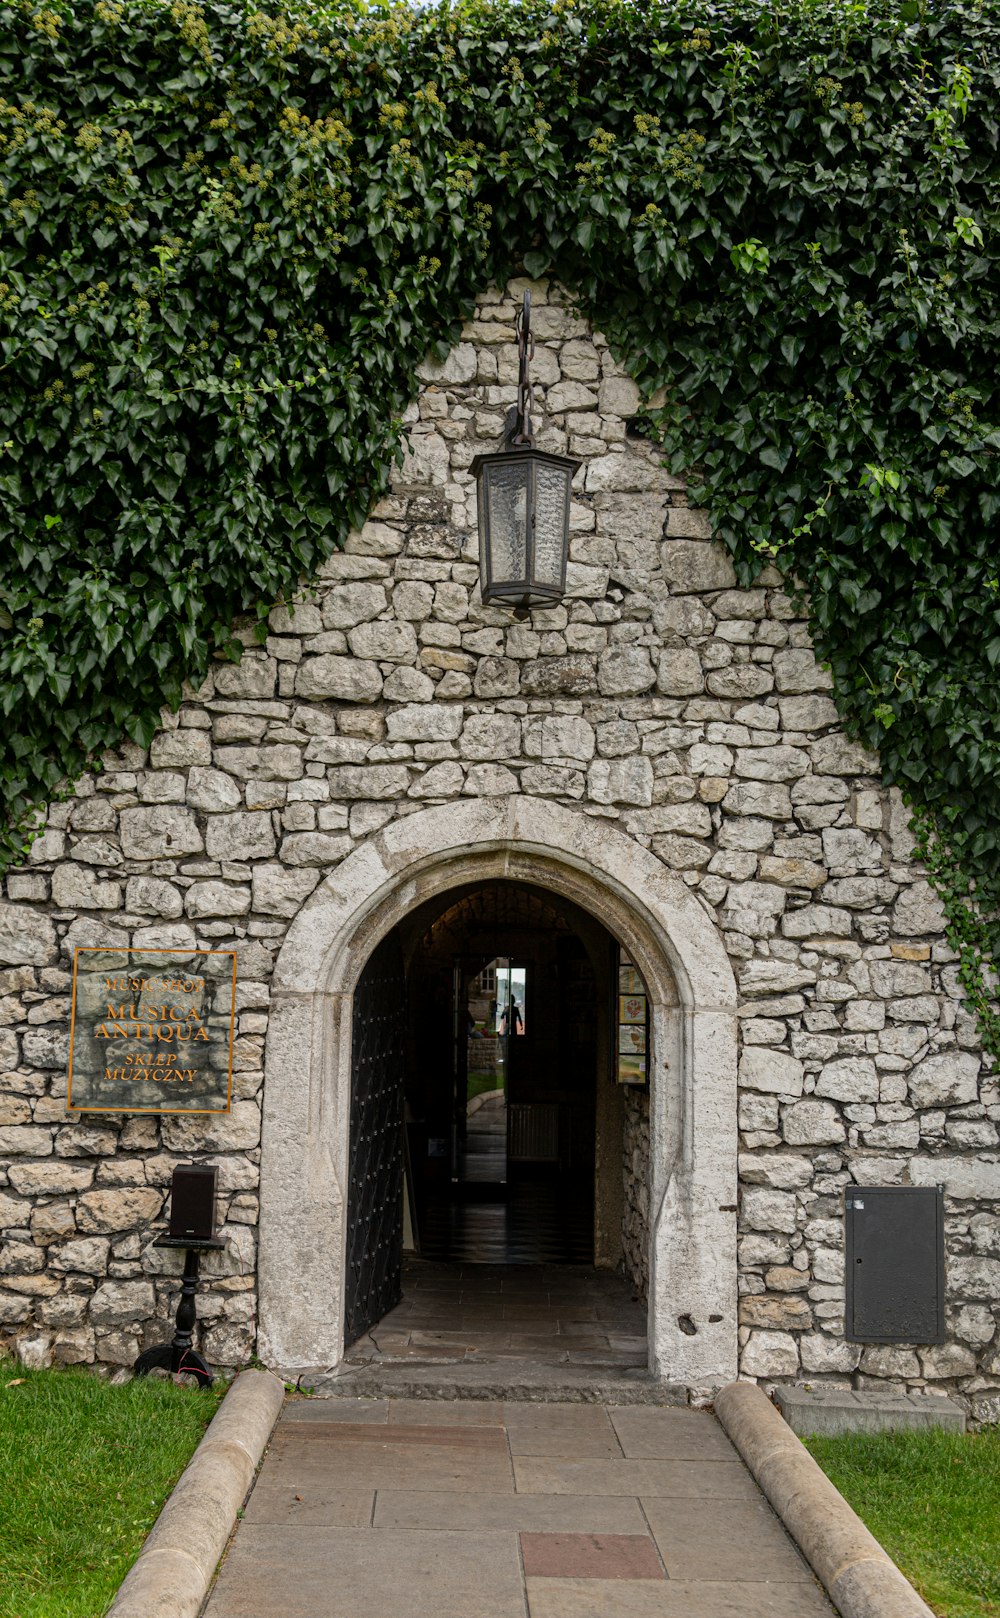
[{"xmin": 169, "ymin": 1163, "xmax": 218, "ymax": 1242}]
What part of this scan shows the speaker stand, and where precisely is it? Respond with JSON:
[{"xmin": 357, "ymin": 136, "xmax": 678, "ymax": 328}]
[{"xmin": 134, "ymin": 1235, "xmax": 226, "ymax": 1388}]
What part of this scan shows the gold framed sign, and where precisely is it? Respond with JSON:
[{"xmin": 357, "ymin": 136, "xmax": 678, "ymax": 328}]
[{"xmin": 67, "ymin": 947, "xmax": 237, "ymax": 1115}]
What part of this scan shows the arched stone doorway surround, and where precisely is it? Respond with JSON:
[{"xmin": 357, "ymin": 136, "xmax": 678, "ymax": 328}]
[{"xmin": 258, "ymin": 796, "xmax": 739, "ymax": 1388}]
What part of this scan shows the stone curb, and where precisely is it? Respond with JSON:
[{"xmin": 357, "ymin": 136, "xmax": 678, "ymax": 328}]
[
  {"xmin": 106, "ymin": 1368, "xmax": 285, "ymax": 1618},
  {"xmin": 715, "ymin": 1382, "xmax": 935, "ymax": 1618}
]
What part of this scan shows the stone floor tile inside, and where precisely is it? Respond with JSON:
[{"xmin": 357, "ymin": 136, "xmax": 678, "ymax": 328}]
[{"xmin": 204, "ymin": 1397, "xmax": 836, "ymax": 1618}]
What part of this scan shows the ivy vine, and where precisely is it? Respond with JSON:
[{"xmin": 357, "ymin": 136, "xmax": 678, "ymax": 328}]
[{"xmin": 1, "ymin": 0, "xmax": 998, "ymax": 1058}]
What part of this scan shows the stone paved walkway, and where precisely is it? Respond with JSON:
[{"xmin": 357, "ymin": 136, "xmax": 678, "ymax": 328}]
[{"xmin": 203, "ymin": 1399, "xmax": 835, "ymax": 1617}]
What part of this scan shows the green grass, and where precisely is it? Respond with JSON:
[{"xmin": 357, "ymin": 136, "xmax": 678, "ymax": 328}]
[
  {"xmin": 466, "ymin": 1071, "xmax": 505, "ymax": 1101},
  {"xmin": 804, "ymin": 1427, "xmax": 1000, "ymax": 1618},
  {"xmin": 0, "ymin": 1360, "xmax": 224, "ymax": 1618}
]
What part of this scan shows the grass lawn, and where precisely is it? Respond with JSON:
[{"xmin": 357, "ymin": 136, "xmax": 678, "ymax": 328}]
[
  {"xmin": 0, "ymin": 1360, "xmax": 224, "ymax": 1618},
  {"xmin": 804, "ymin": 1427, "xmax": 1000, "ymax": 1618}
]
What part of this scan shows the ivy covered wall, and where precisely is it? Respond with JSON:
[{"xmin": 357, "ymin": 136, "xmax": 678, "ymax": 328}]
[{"xmin": 2, "ymin": 0, "xmax": 998, "ymax": 1050}]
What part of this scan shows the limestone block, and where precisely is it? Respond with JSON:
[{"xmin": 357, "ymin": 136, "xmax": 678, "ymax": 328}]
[
  {"xmin": 344, "ymin": 522, "xmax": 404, "ymax": 557},
  {"xmin": 184, "ymin": 881, "xmax": 251, "ymax": 919},
  {"xmin": 321, "ymin": 582, "xmax": 387, "ymax": 630},
  {"xmin": 325, "ymin": 765, "xmax": 411, "ymax": 799},
  {"xmin": 778, "ymin": 695, "xmax": 840, "ymax": 730},
  {"xmin": 212, "ymin": 656, "xmax": 277, "ymax": 699},
  {"xmin": 818, "ymin": 829, "xmax": 881, "ymax": 876},
  {"xmin": 760, "ymin": 857, "xmax": 825, "ymax": 891},
  {"xmin": 893, "ymin": 879, "xmax": 947, "ymax": 936},
  {"xmin": 741, "ymin": 1186, "xmax": 799, "ymax": 1233},
  {"xmin": 740, "ymin": 1153, "xmax": 813, "ymax": 1190},
  {"xmin": 473, "ymin": 658, "xmax": 520, "ymax": 698},
  {"xmin": 520, "ymin": 766, "xmax": 585, "ymax": 799},
  {"xmin": 186, "ymin": 768, "xmax": 242, "ymax": 812},
  {"xmin": 656, "ymin": 649, "xmax": 704, "ymax": 696},
  {"xmin": 948, "ymin": 1255, "xmax": 1000, "ymax": 1298},
  {"xmin": 587, "ymin": 757, "xmax": 654, "ymax": 807},
  {"xmin": 416, "ymin": 344, "xmax": 477, "ymax": 385},
  {"xmin": 706, "ymin": 667, "xmax": 775, "ymax": 700},
  {"xmin": 735, "ymin": 746, "xmax": 809, "ymax": 782},
  {"xmin": 907, "ymin": 1050, "xmax": 981, "ymax": 1109},
  {"xmin": 132, "ymin": 923, "xmax": 196, "ymax": 952},
  {"xmin": 347, "ymin": 622, "xmax": 419, "ymax": 664},
  {"xmin": 799, "ymin": 1333, "xmax": 861, "ymax": 1373},
  {"xmin": 739, "ymin": 1048, "xmax": 805, "ymax": 1097},
  {"xmin": 160, "ymin": 1099, "xmax": 261, "ymax": 1153},
  {"xmin": 387, "ymin": 705, "xmax": 464, "ymax": 743},
  {"xmin": 8, "ymin": 1163, "xmax": 94, "ymax": 1195},
  {"xmin": 782, "ymin": 904, "xmax": 852, "ymax": 939},
  {"xmin": 77, "ymin": 1188, "xmax": 162, "ymax": 1234},
  {"xmin": 815, "ymin": 1058, "xmax": 879, "ymax": 1103},
  {"xmin": 119, "ymin": 805, "xmax": 204, "ymax": 861},
  {"xmin": 409, "ymin": 763, "xmax": 465, "ymax": 798},
  {"xmin": 204, "ymin": 812, "xmax": 276, "ymax": 862},
  {"xmin": 269, "ymin": 601, "xmax": 323, "ymax": 634},
  {"xmin": 150, "ymin": 730, "xmax": 212, "ymax": 769},
  {"xmin": 70, "ymin": 834, "xmax": 122, "ymax": 867},
  {"xmin": 463, "ymin": 764, "xmax": 519, "ymax": 796},
  {"xmin": 392, "ymin": 581, "xmax": 435, "ymax": 622},
  {"xmin": 213, "ymin": 746, "xmax": 303, "ymax": 781},
  {"xmin": 771, "ymin": 648, "xmax": 833, "ymax": 694},
  {"xmin": 28, "ymin": 829, "xmax": 67, "ymax": 864},
  {"xmin": 278, "ymin": 833, "xmax": 352, "ymax": 867},
  {"xmin": 598, "ymin": 646, "xmax": 656, "ymax": 696},
  {"xmin": 384, "ymin": 667, "xmax": 435, "ymax": 702},
  {"xmin": 652, "ymin": 834, "xmax": 712, "ymax": 868},
  {"xmin": 740, "ymin": 1329, "xmax": 800, "ymax": 1377},
  {"xmin": 782, "ymin": 1099, "xmax": 845, "ymax": 1145},
  {"xmin": 584, "ymin": 453, "xmax": 665, "ymax": 493},
  {"xmin": 521, "ymin": 656, "xmax": 596, "ymax": 696},
  {"xmin": 50, "ymin": 865, "xmax": 121, "ymax": 910},
  {"xmin": 740, "ymin": 1294, "xmax": 813, "ymax": 1330},
  {"xmin": 397, "ymin": 428, "xmax": 450, "ymax": 486},
  {"xmin": 0, "ymin": 903, "xmax": 59, "ymax": 967},
  {"xmin": 89, "ymin": 1280, "xmax": 155, "ymax": 1325},
  {"xmin": 740, "ymin": 961, "xmax": 815, "ymax": 996},
  {"xmin": 910, "ymin": 1156, "xmax": 1000, "ymax": 1200},
  {"xmin": 597, "ymin": 375, "xmax": 640, "ymax": 417},
  {"xmin": 724, "ymin": 782, "xmax": 792, "ymax": 820},
  {"xmin": 597, "ymin": 494, "xmax": 667, "ymax": 542},
  {"xmin": 523, "ymin": 717, "xmax": 596, "ymax": 764},
  {"xmin": 22, "ymin": 1027, "xmax": 68, "ymax": 1067},
  {"xmin": 869, "ymin": 961, "xmax": 931, "ymax": 998},
  {"xmin": 811, "ymin": 734, "xmax": 879, "ymax": 775},
  {"xmin": 662, "ymin": 539, "xmax": 736, "ymax": 593},
  {"xmin": 295, "ymin": 655, "xmax": 383, "ymax": 702},
  {"xmin": 459, "ymin": 715, "xmax": 521, "ymax": 761}
]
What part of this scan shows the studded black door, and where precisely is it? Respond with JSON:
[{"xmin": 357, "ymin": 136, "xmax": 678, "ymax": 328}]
[{"xmin": 344, "ymin": 930, "xmax": 406, "ymax": 1348}]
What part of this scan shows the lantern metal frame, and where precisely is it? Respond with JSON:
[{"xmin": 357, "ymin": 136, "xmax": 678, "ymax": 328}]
[{"xmin": 470, "ymin": 291, "xmax": 580, "ymax": 612}]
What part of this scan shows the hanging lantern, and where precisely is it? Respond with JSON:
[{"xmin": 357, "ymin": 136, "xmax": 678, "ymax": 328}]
[{"xmin": 471, "ymin": 292, "xmax": 580, "ymax": 610}]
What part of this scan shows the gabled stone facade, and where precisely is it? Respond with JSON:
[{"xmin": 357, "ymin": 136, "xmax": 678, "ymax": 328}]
[{"xmin": 0, "ymin": 279, "xmax": 997, "ymax": 1420}]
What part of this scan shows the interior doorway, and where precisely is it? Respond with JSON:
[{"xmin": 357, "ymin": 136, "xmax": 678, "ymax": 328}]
[{"xmin": 343, "ymin": 879, "xmax": 640, "ymax": 1354}]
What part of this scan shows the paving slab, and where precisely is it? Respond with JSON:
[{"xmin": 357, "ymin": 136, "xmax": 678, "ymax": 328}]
[
  {"xmin": 388, "ymin": 1398, "xmax": 504, "ymax": 1426},
  {"xmin": 503, "ymin": 1402, "xmax": 623, "ymax": 1458},
  {"xmin": 514, "ymin": 1456, "xmax": 760, "ymax": 1499},
  {"xmin": 207, "ymin": 1527, "xmax": 526, "ymax": 1618},
  {"xmin": 642, "ymin": 1495, "xmax": 814, "ymax": 1582},
  {"xmin": 521, "ymin": 1532, "xmax": 665, "ymax": 1580},
  {"xmin": 284, "ymin": 1398, "xmax": 388, "ymax": 1423},
  {"xmin": 525, "ymin": 1577, "xmax": 834, "ymax": 1617},
  {"xmin": 374, "ymin": 1490, "xmax": 649, "ymax": 1534},
  {"xmin": 262, "ymin": 1424, "xmax": 515, "ymax": 1495},
  {"xmin": 609, "ymin": 1406, "xmax": 739, "ymax": 1460},
  {"xmin": 242, "ymin": 1482, "xmax": 375, "ymax": 1527}
]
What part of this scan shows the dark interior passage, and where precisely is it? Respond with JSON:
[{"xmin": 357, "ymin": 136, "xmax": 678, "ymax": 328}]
[{"xmin": 399, "ymin": 881, "xmax": 614, "ymax": 1266}]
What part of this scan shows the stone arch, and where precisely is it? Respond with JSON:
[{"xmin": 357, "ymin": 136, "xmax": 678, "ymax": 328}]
[{"xmin": 258, "ymin": 795, "xmax": 739, "ymax": 1387}]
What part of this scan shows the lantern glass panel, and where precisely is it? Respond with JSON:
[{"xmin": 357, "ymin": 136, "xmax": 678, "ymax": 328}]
[
  {"xmin": 482, "ymin": 458, "xmax": 530, "ymax": 588},
  {"xmin": 532, "ymin": 459, "xmax": 573, "ymax": 592}
]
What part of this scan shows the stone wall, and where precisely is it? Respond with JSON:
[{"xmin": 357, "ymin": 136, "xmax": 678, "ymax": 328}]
[{"xmin": 0, "ymin": 279, "xmax": 997, "ymax": 1418}]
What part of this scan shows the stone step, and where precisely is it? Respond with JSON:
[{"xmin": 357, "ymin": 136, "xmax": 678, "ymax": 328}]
[
  {"xmin": 776, "ymin": 1385, "xmax": 965, "ymax": 1436},
  {"xmin": 302, "ymin": 1358, "xmax": 689, "ymax": 1406}
]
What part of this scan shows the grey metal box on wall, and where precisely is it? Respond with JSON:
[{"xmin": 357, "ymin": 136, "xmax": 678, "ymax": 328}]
[{"xmin": 845, "ymin": 1186, "xmax": 945, "ymax": 1344}]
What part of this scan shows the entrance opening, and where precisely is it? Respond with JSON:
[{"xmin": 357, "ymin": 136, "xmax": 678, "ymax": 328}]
[{"xmin": 344, "ymin": 878, "xmax": 649, "ymax": 1369}]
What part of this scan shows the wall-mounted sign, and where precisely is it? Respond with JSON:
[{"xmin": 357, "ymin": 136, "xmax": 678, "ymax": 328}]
[
  {"xmin": 67, "ymin": 948, "xmax": 237, "ymax": 1114},
  {"xmin": 614, "ymin": 949, "xmax": 649, "ymax": 1086}
]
